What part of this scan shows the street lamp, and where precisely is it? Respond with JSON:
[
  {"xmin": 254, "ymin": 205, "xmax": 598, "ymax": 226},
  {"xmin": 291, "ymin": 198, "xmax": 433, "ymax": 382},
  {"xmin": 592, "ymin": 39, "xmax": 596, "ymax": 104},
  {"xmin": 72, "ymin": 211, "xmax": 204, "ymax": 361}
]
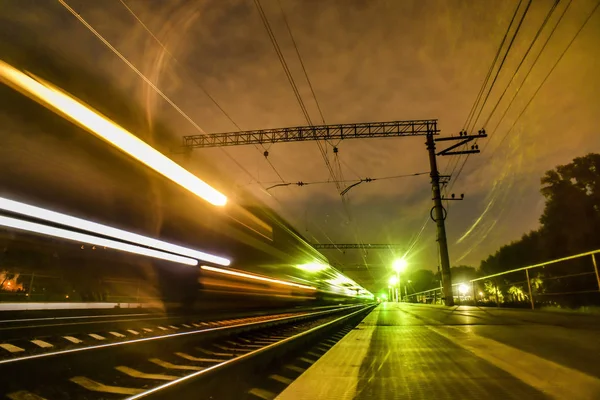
[
  {"xmin": 388, "ymin": 276, "xmax": 398, "ymax": 302},
  {"xmin": 392, "ymin": 258, "xmax": 407, "ymax": 273},
  {"xmin": 458, "ymin": 283, "xmax": 468, "ymax": 304}
]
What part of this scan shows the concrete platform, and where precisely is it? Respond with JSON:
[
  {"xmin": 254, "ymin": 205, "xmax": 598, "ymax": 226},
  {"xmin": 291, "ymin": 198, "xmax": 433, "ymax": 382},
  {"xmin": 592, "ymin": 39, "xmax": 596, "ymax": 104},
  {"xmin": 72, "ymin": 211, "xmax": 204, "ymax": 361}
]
[{"xmin": 277, "ymin": 302, "xmax": 600, "ymax": 400}]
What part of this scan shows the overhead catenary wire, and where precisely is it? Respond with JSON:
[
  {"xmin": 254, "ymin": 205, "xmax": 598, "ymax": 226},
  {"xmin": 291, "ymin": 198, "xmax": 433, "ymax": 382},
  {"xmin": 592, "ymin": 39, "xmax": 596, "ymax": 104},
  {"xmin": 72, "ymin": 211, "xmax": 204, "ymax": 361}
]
[
  {"xmin": 447, "ymin": 0, "xmax": 595, "ymax": 261},
  {"xmin": 253, "ymin": 0, "xmax": 351, "ymax": 254},
  {"xmin": 443, "ymin": 0, "xmax": 525, "ymax": 181},
  {"xmin": 481, "ymin": 0, "xmax": 560, "ymax": 129},
  {"xmin": 488, "ymin": 0, "xmax": 600, "ymax": 158},
  {"xmin": 262, "ymin": 171, "xmax": 429, "ymax": 190},
  {"xmin": 482, "ymin": 0, "xmax": 574, "ymax": 152},
  {"xmin": 273, "ymin": 1, "xmax": 368, "ymax": 266},
  {"xmin": 467, "ymin": 0, "xmax": 533, "ymax": 134},
  {"xmin": 270, "ymin": 0, "xmax": 344, "ymax": 194},
  {"xmin": 460, "ymin": 0, "xmax": 524, "ymax": 134},
  {"xmin": 276, "ymin": 0, "xmax": 326, "ymax": 125},
  {"xmin": 449, "ymin": 0, "xmax": 540, "ymax": 191},
  {"xmin": 256, "ymin": 0, "xmax": 368, "ymax": 262}
]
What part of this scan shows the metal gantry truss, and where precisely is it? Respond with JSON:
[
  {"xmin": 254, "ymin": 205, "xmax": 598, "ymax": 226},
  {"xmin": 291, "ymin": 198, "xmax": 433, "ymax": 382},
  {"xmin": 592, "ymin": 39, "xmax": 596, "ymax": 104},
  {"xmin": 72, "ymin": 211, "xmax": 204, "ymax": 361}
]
[{"xmin": 183, "ymin": 120, "xmax": 439, "ymax": 149}]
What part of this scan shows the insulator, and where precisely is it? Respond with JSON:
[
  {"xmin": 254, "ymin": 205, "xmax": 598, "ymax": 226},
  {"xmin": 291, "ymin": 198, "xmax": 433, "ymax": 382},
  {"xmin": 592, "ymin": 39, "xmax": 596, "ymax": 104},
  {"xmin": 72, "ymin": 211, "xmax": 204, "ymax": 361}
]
[
  {"xmin": 333, "ymin": 146, "xmax": 338, "ymax": 153},
  {"xmin": 263, "ymin": 150, "xmax": 269, "ymax": 157}
]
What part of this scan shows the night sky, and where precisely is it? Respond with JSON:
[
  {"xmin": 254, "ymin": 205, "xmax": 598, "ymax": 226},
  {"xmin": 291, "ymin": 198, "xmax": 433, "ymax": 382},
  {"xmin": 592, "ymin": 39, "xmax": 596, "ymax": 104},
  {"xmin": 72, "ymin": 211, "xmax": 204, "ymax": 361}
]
[{"xmin": 1, "ymin": 0, "xmax": 599, "ymax": 291}]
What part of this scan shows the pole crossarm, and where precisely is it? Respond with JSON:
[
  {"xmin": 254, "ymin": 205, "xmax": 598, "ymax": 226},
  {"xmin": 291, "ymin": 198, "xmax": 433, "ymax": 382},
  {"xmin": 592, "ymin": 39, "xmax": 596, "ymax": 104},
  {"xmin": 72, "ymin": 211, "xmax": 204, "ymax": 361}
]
[
  {"xmin": 312, "ymin": 243, "xmax": 404, "ymax": 250},
  {"xmin": 183, "ymin": 120, "xmax": 439, "ymax": 149}
]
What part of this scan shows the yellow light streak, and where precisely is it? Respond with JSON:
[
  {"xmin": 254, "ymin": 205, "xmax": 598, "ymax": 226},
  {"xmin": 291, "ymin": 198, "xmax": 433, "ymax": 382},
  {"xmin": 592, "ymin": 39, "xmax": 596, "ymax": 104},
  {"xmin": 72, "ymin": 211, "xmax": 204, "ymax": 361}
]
[
  {"xmin": 0, "ymin": 60, "xmax": 227, "ymax": 207},
  {"xmin": 200, "ymin": 265, "xmax": 316, "ymax": 291}
]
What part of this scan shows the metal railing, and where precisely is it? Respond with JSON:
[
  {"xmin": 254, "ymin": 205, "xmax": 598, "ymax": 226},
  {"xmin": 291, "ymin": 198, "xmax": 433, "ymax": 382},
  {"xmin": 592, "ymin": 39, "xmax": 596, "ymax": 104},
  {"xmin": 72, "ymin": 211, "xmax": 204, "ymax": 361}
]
[{"xmin": 404, "ymin": 249, "xmax": 600, "ymax": 309}]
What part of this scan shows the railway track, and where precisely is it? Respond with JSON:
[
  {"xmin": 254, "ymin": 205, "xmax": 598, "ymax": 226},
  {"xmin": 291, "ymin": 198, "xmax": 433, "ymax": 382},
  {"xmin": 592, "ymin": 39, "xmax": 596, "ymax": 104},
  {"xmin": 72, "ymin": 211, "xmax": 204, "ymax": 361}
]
[{"xmin": 0, "ymin": 303, "xmax": 374, "ymax": 399}]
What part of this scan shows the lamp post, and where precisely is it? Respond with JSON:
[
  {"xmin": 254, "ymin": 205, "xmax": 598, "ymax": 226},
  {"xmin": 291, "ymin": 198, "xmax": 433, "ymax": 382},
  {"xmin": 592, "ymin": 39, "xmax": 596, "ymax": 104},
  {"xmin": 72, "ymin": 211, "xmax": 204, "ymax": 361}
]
[
  {"xmin": 388, "ymin": 276, "xmax": 398, "ymax": 302},
  {"xmin": 392, "ymin": 258, "xmax": 407, "ymax": 302}
]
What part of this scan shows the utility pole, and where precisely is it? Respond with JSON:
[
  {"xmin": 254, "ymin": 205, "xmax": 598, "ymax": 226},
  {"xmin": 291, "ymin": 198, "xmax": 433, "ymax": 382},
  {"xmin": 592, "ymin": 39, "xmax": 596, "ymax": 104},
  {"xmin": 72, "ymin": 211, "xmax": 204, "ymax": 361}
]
[
  {"xmin": 426, "ymin": 131, "xmax": 454, "ymax": 306},
  {"xmin": 427, "ymin": 127, "xmax": 488, "ymax": 306}
]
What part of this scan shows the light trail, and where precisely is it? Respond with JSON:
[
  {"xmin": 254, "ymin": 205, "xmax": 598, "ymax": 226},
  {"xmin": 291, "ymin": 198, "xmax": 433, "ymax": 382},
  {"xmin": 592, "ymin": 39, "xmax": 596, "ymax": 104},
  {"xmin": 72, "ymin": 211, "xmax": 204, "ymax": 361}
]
[
  {"xmin": 200, "ymin": 265, "xmax": 316, "ymax": 291},
  {"xmin": 0, "ymin": 215, "xmax": 198, "ymax": 266},
  {"xmin": 0, "ymin": 197, "xmax": 230, "ymax": 266},
  {"xmin": 0, "ymin": 60, "xmax": 227, "ymax": 207}
]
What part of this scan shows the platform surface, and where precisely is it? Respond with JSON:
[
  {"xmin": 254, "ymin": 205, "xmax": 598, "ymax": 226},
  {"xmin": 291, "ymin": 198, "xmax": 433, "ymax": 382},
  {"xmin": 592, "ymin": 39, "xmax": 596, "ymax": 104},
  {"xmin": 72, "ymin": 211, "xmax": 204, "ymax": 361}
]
[{"xmin": 277, "ymin": 302, "xmax": 600, "ymax": 400}]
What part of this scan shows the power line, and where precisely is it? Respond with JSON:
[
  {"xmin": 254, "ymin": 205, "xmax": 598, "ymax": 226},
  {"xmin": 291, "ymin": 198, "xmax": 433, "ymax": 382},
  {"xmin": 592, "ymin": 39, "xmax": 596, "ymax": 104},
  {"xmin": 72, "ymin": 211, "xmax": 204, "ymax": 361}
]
[
  {"xmin": 264, "ymin": 171, "xmax": 429, "ymax": 190},
  {"xmin": 253, "ymin": 0, "xmax": 312, "ymax": 124},
  {"xmin": 444, "ymin": 0, "xmax": 525, "ymax": 181},
  {"xmin": 252, "ymin": 0, "xmax": 353, "ymax": 255},
  {"xmin": 277, "ymin": 0, "xmax": 326, "ymax": 125},
  {"xmin": 488, "ymin": 0, "xmax": 600, "ymax": 157},
  {"xmin": 468, "ymin": 0, "xmax": 533, "ymax": 134},
  {"xmin": 482, "ymin": 0, "xmax": 574, "ymax": 152},
  {"xmin": 272, "ymin": 0, "xmax": 343, "ymax": 195},
  {"xmin": 482, "ymin": 0, "xmax": 560, "ymax": 128},
  {"xmin": 461, "ymin": 0, "xmax": 524, "ymax": 133},
  {"xmin": 449, "ymin": 0, "xmax": 535, "ymax": 191},
  {"xmin": 253, "ymin": 0, "xmax": 339, "ymax": 188}
]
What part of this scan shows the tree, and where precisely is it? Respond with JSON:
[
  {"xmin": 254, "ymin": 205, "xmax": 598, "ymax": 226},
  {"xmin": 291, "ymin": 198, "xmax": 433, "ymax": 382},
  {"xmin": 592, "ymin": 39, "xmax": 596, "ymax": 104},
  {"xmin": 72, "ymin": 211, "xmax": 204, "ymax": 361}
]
[
  {"xmin": 409, "ymin": 269, "xmax": 437, "ymax": 293},
  {"xmin": 479, "ymin": 154, "xmax": 600, "ymax": 275},
  {"xmin": 540, "ymin": 153, "xmax": 600, "ymax": 257}
]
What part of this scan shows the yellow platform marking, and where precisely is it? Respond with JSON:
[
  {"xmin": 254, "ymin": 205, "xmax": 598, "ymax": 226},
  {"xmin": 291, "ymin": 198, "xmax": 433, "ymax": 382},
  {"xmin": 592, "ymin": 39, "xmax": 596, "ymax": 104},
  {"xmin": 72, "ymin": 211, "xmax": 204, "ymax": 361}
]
[
  {"xmin": 115, "ymin": 366, "xmax": 177, "ymax": 381},
  {"xmin": 109, "ymin": 332, "xmax": 125, "ymax": 338},
  {"xmin": 157, "ymin": 326, "xmax": 168, "ymax": 331},
  {"xmin": 70, "ymin": 376, "xmax": 143, "ymax": 395},
  {"xmin": 127, "ymin": 329, "xmax": 139, "ymax": 335},
  {"xmin": 63, "ymin": 336, "xmax": 82, "ymax": 344},
  {"xmin": 143, "ymin": 328, "xmax": 153, "ymax": 332},
  {"xmin": 182, "ymin": 324, "xmax": 191, "ymax": 328}
]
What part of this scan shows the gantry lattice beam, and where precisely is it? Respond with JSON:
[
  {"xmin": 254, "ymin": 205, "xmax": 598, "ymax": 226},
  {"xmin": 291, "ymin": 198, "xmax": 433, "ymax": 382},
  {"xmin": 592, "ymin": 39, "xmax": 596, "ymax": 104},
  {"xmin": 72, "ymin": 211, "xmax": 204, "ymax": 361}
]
[
  {"xmin": 312, "ymin": 244, "xmax": 404, "ymax": 250},
  {"xmin": 183, "ymin": 120, "xmax": 439, "ymax": 149}
]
